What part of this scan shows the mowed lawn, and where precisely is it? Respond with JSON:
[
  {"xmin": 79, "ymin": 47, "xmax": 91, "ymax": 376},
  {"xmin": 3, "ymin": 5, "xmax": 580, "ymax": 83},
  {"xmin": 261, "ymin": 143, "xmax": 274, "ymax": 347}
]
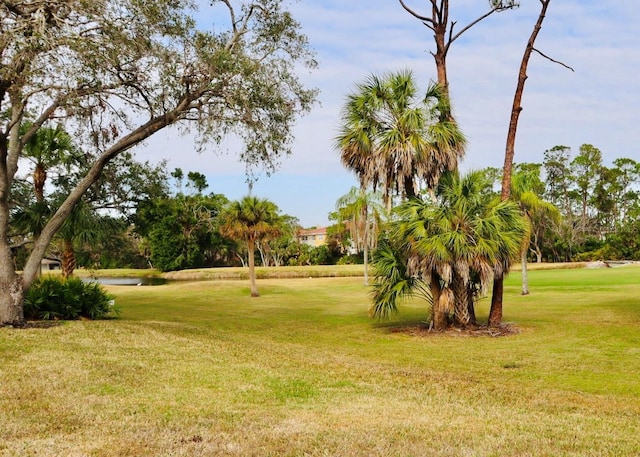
[{"xmin": 1, "ymin": 266, "xmax": 639, "ymax": 456}]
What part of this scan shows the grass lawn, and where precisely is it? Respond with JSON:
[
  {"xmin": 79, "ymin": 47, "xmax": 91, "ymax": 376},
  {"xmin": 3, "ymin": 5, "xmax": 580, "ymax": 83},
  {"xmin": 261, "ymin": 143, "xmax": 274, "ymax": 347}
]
[{"xmin": 1, "ymin": 265, "xmax": 639, "ymax": 456}]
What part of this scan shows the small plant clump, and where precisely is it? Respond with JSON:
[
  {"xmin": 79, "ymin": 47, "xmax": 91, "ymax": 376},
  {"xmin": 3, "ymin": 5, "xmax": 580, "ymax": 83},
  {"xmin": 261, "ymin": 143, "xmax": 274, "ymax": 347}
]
[{"xmin": 24, "ymin": 276, "xmax": 117, "ymax": 321}]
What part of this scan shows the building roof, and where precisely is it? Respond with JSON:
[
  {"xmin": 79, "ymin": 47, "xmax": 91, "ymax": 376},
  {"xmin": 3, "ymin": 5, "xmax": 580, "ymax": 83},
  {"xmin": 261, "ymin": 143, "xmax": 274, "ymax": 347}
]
[{"xmin": 298, "ymin": 226, "xmax": 327, "ymax": 236}]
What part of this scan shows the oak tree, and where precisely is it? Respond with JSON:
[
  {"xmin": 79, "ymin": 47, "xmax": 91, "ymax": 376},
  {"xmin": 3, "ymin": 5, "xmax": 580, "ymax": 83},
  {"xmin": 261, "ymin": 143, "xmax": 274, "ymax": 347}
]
[{"xmin": 0, "ymin": 0, "xmax": 317, "ymax": 325}]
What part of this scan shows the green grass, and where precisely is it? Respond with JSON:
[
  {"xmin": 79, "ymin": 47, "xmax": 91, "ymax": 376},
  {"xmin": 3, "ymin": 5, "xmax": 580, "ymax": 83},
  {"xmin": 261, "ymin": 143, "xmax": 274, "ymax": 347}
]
[{"xmin": 1, "ymin": 266, "xmax": 639, "ymax": 456}]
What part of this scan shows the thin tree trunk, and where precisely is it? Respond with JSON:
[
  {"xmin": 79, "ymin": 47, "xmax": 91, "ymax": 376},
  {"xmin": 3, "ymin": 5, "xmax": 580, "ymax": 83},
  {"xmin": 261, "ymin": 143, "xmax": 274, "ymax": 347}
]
[
  {"xmin": 491, "ymin": 0, "xmax": 551, "ymax": 327},
  {"xmin": 363, "ymin": 243, "xmax": 369, "ymax": 286},
  {"xmin": 247, "ymin": 239, "xmax": 259, "ymax": 297},
  {"xmin": 521, "ymin": 250, "xmax": 530, "ymax": 295},
  {"xmin": 363, "ymin": 204, "xmax": 369, "ymax": 286}
]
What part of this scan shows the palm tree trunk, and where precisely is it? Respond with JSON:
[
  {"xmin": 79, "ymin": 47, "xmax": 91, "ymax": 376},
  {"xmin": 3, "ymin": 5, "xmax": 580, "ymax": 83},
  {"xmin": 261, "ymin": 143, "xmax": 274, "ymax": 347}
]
[
  {"xmin": 363, "ymin": 204, "xmax": 369, "ymax": 286},
  {"xmin": 430, "ymin": 275, "xmax": 447, "ymax": 331},
  {"xmin": 452, "ymin": 270, "xmax": 471, "ymax": 328},
  {"xmin": 62, "ymin": 239, "xmax": 76, "ymax": 278},
  {"xmin": 247, "ymin": 239, "xmax": 259, "ymax": 297},
  {"xmin": 363, "ymin": 243, "xmax": 369, "ymax": 286},
  {"xmin": 489, "ymin": 277, "xmax": 504, "ymax": 327},
  {"xmin": 466, "ymin": 285, "xmax": 477, "ymax": 328},
  {"xmin": 521, "ymin": 250, "xmax": 530, "ymax": 295},
  {"xmin": 33, "ymin": 163, "xmax": 47, "ymax": 203}
]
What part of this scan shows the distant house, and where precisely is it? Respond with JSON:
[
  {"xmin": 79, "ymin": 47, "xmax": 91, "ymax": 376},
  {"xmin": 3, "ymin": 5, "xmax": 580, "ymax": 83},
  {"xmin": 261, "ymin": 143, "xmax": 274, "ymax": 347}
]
[
  {"xmin": 297, "ymin": 226, "xmax": 327, "ymax": 247},
  {"xmin": 40, "ymin": 258, "xmax": 61, "ymax": 275}
]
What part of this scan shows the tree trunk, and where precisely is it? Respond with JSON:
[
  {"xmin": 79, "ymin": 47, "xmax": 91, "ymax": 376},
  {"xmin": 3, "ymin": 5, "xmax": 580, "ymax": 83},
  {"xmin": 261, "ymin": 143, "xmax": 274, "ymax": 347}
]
[
  {"xmin": 493, "ymin": 0, "xmax": 551, "ymax": 325},
  {"xmin": 466, "ymin": 285, "xmax": 477, "ymax": 328},
  {"xmin": 363, "ymin": 204, "xmax": 369, "ymax": 286},
  {"xmin": 0, "ymin": 277, "xmax": 25, "ymax": 326},
  {"xmin": 247, "ymin": 239, "xmax": 259, "ymax": 297},
  {"xmin": 62, "ymin": 239, "xmax": 76, "ymax": 278},
  {"xmin": 521, "ymin": 250, "xmax": 530, "ymax": 295},
  {"xmin": 488, "ymin": 276, "xmax": 504, "ymax": 328},
  {"xmin": 33, "ymin": 162, "xmax": 47, "ymax": 203},
  {"xmin": 363, "ymin": 243, "xmax": 369, "ymax": 286},
  {"xmin": 452, "ymin": 270, "xmax": 471, "ymax": 328},
  {"xmin": 430, "ymin": 275, "xmax": 448, "ymax": 331}
]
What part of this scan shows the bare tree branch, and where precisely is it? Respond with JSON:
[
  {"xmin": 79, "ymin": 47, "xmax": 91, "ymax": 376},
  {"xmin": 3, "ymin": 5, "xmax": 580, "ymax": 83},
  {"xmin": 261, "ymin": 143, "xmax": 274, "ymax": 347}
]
[{"xmin": 533, "ymin": 47, "xmax": 575, "ymax": 72}]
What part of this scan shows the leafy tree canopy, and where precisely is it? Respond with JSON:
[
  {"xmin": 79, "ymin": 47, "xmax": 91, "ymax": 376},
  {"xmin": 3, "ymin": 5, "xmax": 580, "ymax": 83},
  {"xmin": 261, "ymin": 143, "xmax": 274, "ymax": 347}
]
[{"xmin": 1, "ymin": 0, "xmax": 317, "ymax": 325}]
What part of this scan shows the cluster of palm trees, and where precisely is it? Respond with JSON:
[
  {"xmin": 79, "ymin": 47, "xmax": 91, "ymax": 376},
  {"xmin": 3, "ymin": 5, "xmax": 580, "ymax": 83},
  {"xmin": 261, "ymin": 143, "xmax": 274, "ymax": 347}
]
[{"xmin": 336, "ymin": 70, "xmax": 528, "ymax": 331}]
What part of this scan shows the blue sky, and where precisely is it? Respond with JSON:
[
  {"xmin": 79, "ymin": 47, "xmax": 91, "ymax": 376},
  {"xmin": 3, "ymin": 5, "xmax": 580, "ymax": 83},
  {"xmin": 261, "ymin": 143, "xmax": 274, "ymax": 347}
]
[{"xmin": 137, "ymin": 0, "xmax": 640, "ymax": 227}]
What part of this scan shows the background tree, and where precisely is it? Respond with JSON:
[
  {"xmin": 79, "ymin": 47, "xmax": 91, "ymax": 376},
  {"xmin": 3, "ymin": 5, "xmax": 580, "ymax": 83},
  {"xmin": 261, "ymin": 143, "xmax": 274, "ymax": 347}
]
[
  {"xmin": 220, "ymin": 196, "xmax": 282, "ymax": 297},
  {"xmin": 511, "ymin": 164, "xmax": 560, "ymax": 294},
  {"xmin": 256, "ymin": 214, "xmax": 300, "ymax": 267},
  {"xmin": 134, "ymin": 192, "xmax": 228, "ymax": 272},
  {"xmin": 53, "ymin": 201, "xmax": 120, "ymax": 278},
  {"xmin": 1, "ymin": 0, "xmax": 316, "ymax": 325},
  {"xmin": 333, "ymin": 186, "xmax": 385, "ymax": 285}
]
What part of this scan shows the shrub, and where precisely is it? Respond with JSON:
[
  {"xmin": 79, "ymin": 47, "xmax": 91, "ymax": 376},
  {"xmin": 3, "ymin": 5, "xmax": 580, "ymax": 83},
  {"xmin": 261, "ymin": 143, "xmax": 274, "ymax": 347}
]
[{"xmin": 24, "ymin": 276, "xmax": 116, "ymax": 321}]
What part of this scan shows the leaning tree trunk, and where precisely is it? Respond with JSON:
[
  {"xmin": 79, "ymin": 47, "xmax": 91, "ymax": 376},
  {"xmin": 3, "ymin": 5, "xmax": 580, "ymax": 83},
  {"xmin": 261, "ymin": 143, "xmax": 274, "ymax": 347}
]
[
  {"xmin": 247, "ymin": 239, "xmax": 259, "ymax": 297},
  {"xmin": 490, "ymin": 0, "xmax": 551, "ymax": 327}
]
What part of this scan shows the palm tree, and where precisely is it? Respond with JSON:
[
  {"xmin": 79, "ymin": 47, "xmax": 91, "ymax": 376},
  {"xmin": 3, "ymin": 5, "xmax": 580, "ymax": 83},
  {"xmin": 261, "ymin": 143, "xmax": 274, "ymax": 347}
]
[
  {"xmin": 22, "ymin": 125, "xmax": 78, "ymax": 203},
  {"xmin": 371, "ymin": 171, "xmax": 527, "ymax": 330},
  {"xmin": 334, "ymin": 186, "xmax": 386, "ymax": 285},
  {"xmin": 336, "ymin": 70, "xmax": 466, "ymax": 209},
  {"xmin": 220, "ymin": 196, "xmax": 282, "ymax": 297},
  {"xmin": 511, "ymin": 166, "xmax": 561, "ymax": 295},
  {"xmin": 54, "ymin": 201, "xmax": 120, "ymax": 278}
]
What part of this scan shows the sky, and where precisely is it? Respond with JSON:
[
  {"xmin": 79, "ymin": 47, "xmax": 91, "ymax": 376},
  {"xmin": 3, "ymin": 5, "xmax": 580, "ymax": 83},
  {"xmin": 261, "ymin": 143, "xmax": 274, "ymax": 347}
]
[{"xmin": 135, "ymin": 0, "xmax": 640, "ymax": 228}]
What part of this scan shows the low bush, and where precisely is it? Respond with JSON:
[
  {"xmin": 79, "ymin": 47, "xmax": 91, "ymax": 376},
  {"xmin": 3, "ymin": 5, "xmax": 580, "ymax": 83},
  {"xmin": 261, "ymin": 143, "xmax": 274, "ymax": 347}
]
[{"xmin": 24, "ymin": 276, "xmax": 116, "ymax": 320}]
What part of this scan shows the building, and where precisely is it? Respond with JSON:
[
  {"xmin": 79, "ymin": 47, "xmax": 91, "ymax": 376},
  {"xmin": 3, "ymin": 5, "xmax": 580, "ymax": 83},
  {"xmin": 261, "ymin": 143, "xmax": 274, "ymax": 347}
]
[
  {"xmin": 297, "ymin": 226, "xmax": 327, "ymax": 247},
  {"xmin": 40, "ymin": 258, "xmax": 61, "ymax": 275}
]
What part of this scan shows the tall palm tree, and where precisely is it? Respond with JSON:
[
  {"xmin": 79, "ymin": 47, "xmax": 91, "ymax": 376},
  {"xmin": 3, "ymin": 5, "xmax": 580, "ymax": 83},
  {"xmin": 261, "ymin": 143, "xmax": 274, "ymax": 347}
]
[
  {"xmin": 334, "ymin": 186, "xmax": 386, "ymax": 285},
  {"xmin": 336, "ymin": 70, "xmax": 466, "ymax": 209},
  {"xmin": 371, "ymin": 171, "xmax": 527, "ymax": 330},
  {"xmin": 220, "ymin": 196, "xmax": 282, "ymax": 297}
]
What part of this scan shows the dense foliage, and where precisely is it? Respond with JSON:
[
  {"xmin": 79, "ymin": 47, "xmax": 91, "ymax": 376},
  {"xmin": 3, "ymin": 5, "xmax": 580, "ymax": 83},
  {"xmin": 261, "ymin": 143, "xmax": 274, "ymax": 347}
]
[
  {"xmin": 483, "ymin": 147, "xmax": 640, "ymax": 262},
  {"xmin": 24, "ymin": 276, "xmax": 115, "ymax": 321}
]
